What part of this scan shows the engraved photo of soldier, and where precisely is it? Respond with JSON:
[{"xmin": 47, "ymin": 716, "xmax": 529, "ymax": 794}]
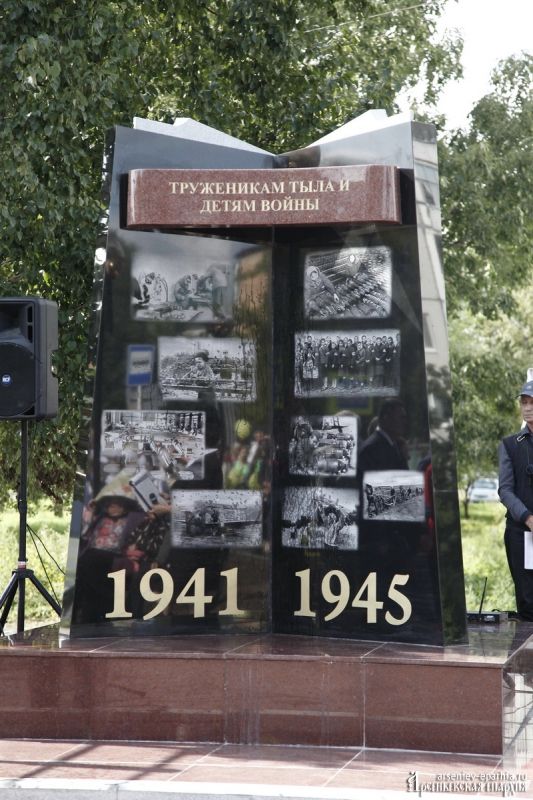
[
  {"xmin": 288, "ymin": 414, "xmax": 357, "ymax": 477},
  {"xmin": 294, "ymin": 329, "xmax": 400, "ymax": 397},
  {"xmin": 303, "ymin": 245, "xmax": 392, "ymax": 320},
  {"xmin": 171, "ymin": 490, "xmax": 263, "ymax": 548},
  {"xmin": 282, "ymin": 487, "xmax": 359, "ymax": 550},
  {"xmin": 158, "ymin": 337, "xmax": 256, "ymax": 402},
  {"xmin": 362, "ymin": 470, "xmax": 425, "ymax": 522}
]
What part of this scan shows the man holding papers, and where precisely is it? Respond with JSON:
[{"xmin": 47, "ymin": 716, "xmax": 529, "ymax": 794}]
[{"xmin": 499, "ymin": 380, "xmax": 533, "ymax": 620}]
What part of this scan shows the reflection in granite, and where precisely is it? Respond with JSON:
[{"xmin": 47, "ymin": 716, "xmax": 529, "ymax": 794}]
[
  {"xmin": 503, "ymin": 627, "xmax": 533, "ymax": 771},
  {"xmin": 3, "ymin": 619, "xmax": 530, "ymax": 662}
]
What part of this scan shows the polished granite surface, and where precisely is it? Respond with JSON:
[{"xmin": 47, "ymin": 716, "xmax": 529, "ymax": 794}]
[
  {"xmin": 1, "ymin": 620, "xmax": 532, "ymax": 757},
  {"xmin": 504, "ymin": 633, "xmax": 533, "ymax": 774},
  {"xmin": 2, "ymin": 620, "xmax": 532, "ymax": 665}
]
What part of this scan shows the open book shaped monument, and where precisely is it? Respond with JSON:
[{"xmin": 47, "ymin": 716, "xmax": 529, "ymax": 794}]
[{"xmin": 61, "ymin": 110, "xmax": 467, "ymax": 646}]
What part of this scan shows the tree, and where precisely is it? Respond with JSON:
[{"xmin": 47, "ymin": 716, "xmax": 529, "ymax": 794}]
[
  {"xmin": 0, "ymin": 0, "xmax": 461, "ymax": 505},
  {"xmin": 448, "ymin": 301, "xmax": 532, "ymax": 516},
  {"xmin": 440, "ymin": 54, "xmax": 533, "ymax": 319},
  {"xmin": 440, "ymin": 55, "xmax": 533, "ymax": 505}
]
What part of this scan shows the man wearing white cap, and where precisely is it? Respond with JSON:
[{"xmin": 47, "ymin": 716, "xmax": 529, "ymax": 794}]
[{"xmin": 498, "ymin": 380, "xmax": 533, "ymax": 620}]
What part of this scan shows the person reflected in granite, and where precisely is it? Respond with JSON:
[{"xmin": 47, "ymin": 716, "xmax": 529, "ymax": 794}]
[
  {"xmin": 498, "ymin": 380, "xmax": 533, "ymax": 621},
  {"xmin": 75, "ymin": 488, "xmax": 170, "ymax": 622},
  {"xmin": 358, "ymin": 399, "xmax": 409, "ymax": 472}
]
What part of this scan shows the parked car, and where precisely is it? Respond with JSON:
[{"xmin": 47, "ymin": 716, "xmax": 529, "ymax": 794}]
[{"xmin": 467, "ymin": 477, "xmax": 499, "ymax": 503}]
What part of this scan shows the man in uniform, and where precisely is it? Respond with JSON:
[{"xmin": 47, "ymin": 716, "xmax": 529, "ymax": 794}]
[
  {"xmin": 499, "ymin": 379, "xmax": 533, "ymax": 620},
  {"xmin": 358, "ymin": 399, "xmax": 409, "ymax": 473}
]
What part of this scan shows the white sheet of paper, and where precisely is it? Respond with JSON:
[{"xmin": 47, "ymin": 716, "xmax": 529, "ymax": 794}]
[{"xmin": 524, "ymin": 531, "xmax": 533, "ymax": 569}]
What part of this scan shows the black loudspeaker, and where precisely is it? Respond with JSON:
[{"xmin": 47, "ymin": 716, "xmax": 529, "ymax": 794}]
[{"xmin": 0, "ymin": 297, "xmax": 58, "ymax": 420}]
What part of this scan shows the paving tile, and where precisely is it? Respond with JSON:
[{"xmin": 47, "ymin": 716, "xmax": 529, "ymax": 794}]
[
  {"xmin": 169, "ymin": 764, "xmax": 339, "ymax": 786},
  {"xmin": 0, "ymin": 740, "xmax": 83, "ymax": 761},
  {"xmin": 61, "ymin": 741, "xmax": 217, "ymax": 766},
  {"xmin": 326, "ymin": 767, "xmax": 414, "ymax": 791},
  {"xmin": 0, "ymin": 739, "xmax": 527, "ymax": 795},
  {"xmin": 200, "ymin": 743, "xmax": 360, "ymax": 768},
  {"xmin": 345, "ymin": 748, "xmax": 502, "ymax": 772},
  {"xmin": 0, "ymin": 762, "xmax": 174, "ymax": 781}
]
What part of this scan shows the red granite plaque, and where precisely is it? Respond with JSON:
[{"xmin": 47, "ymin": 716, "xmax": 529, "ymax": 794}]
[{"xmin": 126, "ymin": 165, "xmax": 401, "ymax": 228}]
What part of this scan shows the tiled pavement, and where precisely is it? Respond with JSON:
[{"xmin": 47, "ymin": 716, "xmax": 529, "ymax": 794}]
[{"xmin": 0, "ymin": 739, "xmax": 531, "ymax": 798}]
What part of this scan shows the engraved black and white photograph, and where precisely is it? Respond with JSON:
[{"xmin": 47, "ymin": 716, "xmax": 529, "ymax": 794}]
[
  {"xmin": 171, "ymin": 490, "xmax": 263, "ymax": 548},
  {"xmin": 100, "ymin": 410, "xmax": 207, "ymax": 486},
  {"xmin": 130, "ymin": 233, "xmax": 251, "ymax": 322},
  {"xmin": 294, "ymin": 330, "xmax": 400, "ymax": 397},
  {"xmin": 133, "ymin": 261, "xmax": 235, "ymax": 322},
  {"xmin": 289, "ymin": 415, "xmax": 357, "ymax": 477},
  {"xmin": 304, "ymin": 245, "xmax": 392, "ymax": 320},
  {"xmin": 282, "ymin": 487, "xmax": 359, "ymax": 550},
  {"xmin": 158, "ymin": 337, "xmax": 256, "ymax": 402},
  {"xmin": 362, "ymin": 470, "xmax": 425, "ymax": 522}
]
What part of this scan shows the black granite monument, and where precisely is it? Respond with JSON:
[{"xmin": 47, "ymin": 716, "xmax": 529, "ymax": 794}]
[{"xmin": 61, "ymin": 111, "xmax": 466, "ymax": 645}]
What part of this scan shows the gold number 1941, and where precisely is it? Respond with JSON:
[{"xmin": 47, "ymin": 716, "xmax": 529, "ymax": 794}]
[{"xmin": 105, "ymin": 566, "xmax": 245, "ymax": 620}]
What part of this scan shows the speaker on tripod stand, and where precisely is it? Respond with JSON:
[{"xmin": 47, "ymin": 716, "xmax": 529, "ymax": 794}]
[{"xmin": 0, "ymin": 297, "xmax": 61, "ymax": 635}]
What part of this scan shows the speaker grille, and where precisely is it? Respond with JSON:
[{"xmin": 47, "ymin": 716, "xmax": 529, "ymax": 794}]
[{"xmin": 0, "ymin": 342, "xmax": 36, "ymax": 417}]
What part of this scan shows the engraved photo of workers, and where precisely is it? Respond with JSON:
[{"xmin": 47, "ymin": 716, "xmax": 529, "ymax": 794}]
[
  {"xmin": 172, "ymin": 490, "xmax": 262, "ymax": 548},
  {"xmin": 288, "ymin": 414, "xmax": 357, "ymax": 477},
  {"xmin": 303, "ymin": 245, "xmax": 392, "ymax": 321},
  {"xmin": 100, "ymin": 409, "xmax": 207, "ymax": 484},
  {"xmin": 129, "ymin": 232, "xmax": 256, "ymax": 323},
  {"xmin": 282, "ymin": 487, "xmax": 359, "ymax": 550},
  {"xmin": 294, "ymin": 330, "xmax": 400, "ymax": 397},
  {"xmin": 158, "ymin": 337, "xmax": 256, "ymax": 402}
]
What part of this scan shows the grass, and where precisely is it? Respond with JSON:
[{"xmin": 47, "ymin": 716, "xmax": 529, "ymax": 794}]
[
  {"xmin": 460, "ymin": 500, "xmax": 516, "ymax": 613},
  {"xmin": 0, "ymin": 501, "xmax": 70, "ymax": 628},
  {"xmin": 0, "ymin": 497, "xmax": 517, "ymax": 630}
]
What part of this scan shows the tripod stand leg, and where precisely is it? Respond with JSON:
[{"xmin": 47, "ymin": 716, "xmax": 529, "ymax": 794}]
[
  {"xmin": 0, "ymin": 572, "xmax": 20, "ymax": 634},
  {"xmin": 17, "ymin": 572, "xmax": 26, "ymax": 633},
  {"xmin": 27, "ymin": 571, "xmax": 62, "ymax": 616},
  {"xmin": 0, "ymin": 421, "xmax": 63, "ymax": 634}
]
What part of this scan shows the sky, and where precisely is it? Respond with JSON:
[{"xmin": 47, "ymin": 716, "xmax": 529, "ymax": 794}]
[{"xmin": 434, "ymin": 0, "xmax": 532, "ymax": 128}]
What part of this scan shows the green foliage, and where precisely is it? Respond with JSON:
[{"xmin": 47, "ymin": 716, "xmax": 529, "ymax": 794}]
[
  {"xmin": 440, "ymin": 54, "xmax": 533, "ymax": 319},
  {"xmin": 449, "ymin": 296, "xmax": 533, "ymax": 504},
  {"xmin": 149, "ymin": 0, "xmax": 462, "ymax": 151},
  {"xmin": 443, "ymin": 54, "xmax": 533, "ymax": 500},
  {"xmin": 0, "ymin": 0, "xmax": 460, "ymax": 506}
]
